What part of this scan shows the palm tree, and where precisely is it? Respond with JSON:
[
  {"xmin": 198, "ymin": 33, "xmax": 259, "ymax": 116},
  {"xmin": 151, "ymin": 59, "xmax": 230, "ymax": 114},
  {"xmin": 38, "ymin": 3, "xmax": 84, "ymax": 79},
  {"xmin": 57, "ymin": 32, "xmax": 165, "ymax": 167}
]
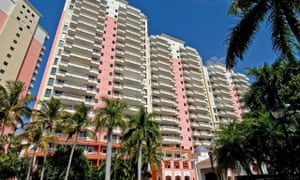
[
  {"xmin": 62, "ymin": 103, "xmax": 94, "ymax": 180},
  {"xmin": 226, "ymin": 0, "xmax": 300, "ymax": 69},
  {"xmin": 93, "ymin": 97, "xmax": 127, "ymax": 180},
  {"xmin": 0, "ymin": 81, "xmax": 33, "ymax": 138},
  {"xmin": 122, "ymin": 106, "xmax": 161, "ymax": 180},
  {"xmin": 19, "ymin": 120, "xmax": 56, "ymax": 180},
  {"xmin": 214, "ymin": 120, "xmax": 253, "ymax": 176},
  {"xmin": 32, "ymin": 97, "xmax": 69, "ymax": 180},
  {"xmin": 34, "ymin": 97, "xmax": 68, "ymax": 133}
]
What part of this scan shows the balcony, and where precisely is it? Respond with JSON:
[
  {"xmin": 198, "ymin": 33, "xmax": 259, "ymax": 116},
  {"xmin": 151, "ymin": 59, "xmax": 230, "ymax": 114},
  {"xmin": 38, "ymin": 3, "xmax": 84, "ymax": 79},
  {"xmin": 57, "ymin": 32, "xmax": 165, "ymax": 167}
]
[
  {"xmin": 155, "ymin": 116, "xmax": 180, "ymax": 125},
  {"xmin": 160, "ymin": 126, "xmax": 181, "ymax": 134},
  {"xmin": 161, "ymin": 136, "xmax": 182, "ymax": 144}
]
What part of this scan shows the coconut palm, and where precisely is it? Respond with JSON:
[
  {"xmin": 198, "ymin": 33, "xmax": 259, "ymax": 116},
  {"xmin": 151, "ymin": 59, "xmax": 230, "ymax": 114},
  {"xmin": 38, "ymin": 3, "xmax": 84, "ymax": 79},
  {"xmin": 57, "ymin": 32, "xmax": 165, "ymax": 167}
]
[
  {"xmin": 122, "ymin": 106, "xmax": 161, "ymax": 180},
  {"xmin": 214, "ymin": 120, "xmax": 253, "ymax": 175},
  {"xmin": 19, "ymin": 120, "xmax": 56, "ymax": 180},
  {"xmin": 62, "ymin": 103, "xmax": 94, "ymax": 180},
  {"xmin": 93, "ymin": 97, "xmax": 127, "ymax": 180},
  {"xmin": 32, "ymin": 97, "xmax": 69, "ymax": 180},
  {"xmin": 226, "ymin": 0, "xmax": 300, "ymax": 69},
  {"xmin": 34, "ymin": 97, "xmax": 68, "ymax": 133},
  {"xmin": 0, "ymin": 81, "xmax": 33, "ymax": 138}
]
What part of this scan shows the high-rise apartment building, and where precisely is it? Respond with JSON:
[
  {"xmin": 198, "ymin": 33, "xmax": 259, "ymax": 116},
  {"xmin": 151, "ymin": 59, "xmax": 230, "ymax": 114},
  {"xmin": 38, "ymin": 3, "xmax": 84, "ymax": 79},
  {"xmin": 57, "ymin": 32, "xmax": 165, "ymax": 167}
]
[
  {"xmin": 149, "ymin": 34, "xmax": 213, "ymax": 180},
  {"xmin": 34, "ymin": 0, "xmax": 249, "ymax": 179},
  {"xmin": 205, "ymin": 63, "xmax": 249, "ymax": 127},
  {"xmin": 35, "ymin": 0, "xmax": 148, "ymax": 166},
  {"xmin": 0, "ymin": 0, "xmax": 48, "ymax": 95}
]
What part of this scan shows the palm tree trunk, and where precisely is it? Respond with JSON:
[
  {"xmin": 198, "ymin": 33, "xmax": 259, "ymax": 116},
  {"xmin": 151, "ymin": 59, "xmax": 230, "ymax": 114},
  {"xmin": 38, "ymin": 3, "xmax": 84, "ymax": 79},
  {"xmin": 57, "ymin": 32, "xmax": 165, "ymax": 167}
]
[
  {"xmin": 1, "ymin": 124, "xmax": 5, "ymax": 138},
  {"xmin": 138, "ymin": 144, "xmax": 142, "ymax": 180},
  {"xmin": 105, "ymin": 129, "xmax": 113, "ymax": 180},
  {"xmin": 40, "ymin": 152, "xmax": 47, "ymax": 180},
  {"xmin": 26, "ymin": 148, "xmax": 36, "ymax": 180},
  {"xmin": 64, "ymin": 134, "xmax": 78, "ymax": 180}
]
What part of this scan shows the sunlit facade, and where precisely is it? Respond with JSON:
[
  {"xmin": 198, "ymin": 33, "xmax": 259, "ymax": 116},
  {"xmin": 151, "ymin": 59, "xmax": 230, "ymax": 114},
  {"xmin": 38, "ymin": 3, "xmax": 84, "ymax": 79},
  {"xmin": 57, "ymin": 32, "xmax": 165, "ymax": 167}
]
[
  {"xmin": 0, "ymin": 0, "xmax": 48, "ymax": 95},
  {"xmin": 35, "ymin": 0, "xmax": 148, "ymax": 166},
  {"xmin": 149, "ymin": 34, "xmax": 213, "ymax": 180},
  {"xmin": 205, "ymin": 63, "xmax": 250, "ymax": 128},
  {"xmin": 33, "ymin": 0, "xmax": 250, "ymax": 179}
]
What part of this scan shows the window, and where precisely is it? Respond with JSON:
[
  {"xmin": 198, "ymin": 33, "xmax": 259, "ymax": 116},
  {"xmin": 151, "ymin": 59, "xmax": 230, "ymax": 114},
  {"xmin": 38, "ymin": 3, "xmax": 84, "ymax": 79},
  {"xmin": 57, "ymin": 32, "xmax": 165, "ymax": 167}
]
[
  {"xmin": 45, "ymin": 89, "xmax": 52, "ymax": 97},
  {"xmin": 19, "ymin": 27, "xmax": 23, "ymax": 31},
  {"xmin": 16, "ymin": 33, "xmax": 20, "ymax": 37},
  {"xmin": 56, "ymin": 49, "xmax": 62, "ymax": 55},
  {"xmin": 48, "ymin": 78, "xmax": 54, "ymax": 85},
  {"xmin": 53, "ymin": 58, "xmax": 58, "ymax": 65},
  {"xmin": 107, "ymin": 91, "xmax": 111, "ymax": 95},
  {"xmin": 58, "ymin": 40, "xmax": 64, "ymax": 47},
  {"xmin": 63, "ymin": 25, "xmax": 68, "ymax": 31},
  {"xmin": 108, "ymin": 81, "xmax": 112, "ymax": 85},
  {"xmin": 13, "ymin": 40, "xmax": 17, "ymax": 44},
  {"xmin": 50, "ymin": 67, "xmax": 57, "ymax": 75},
  {"xmin": 0, "ymin": 69, "xmax": 4, "ymax": 74},
  {"xmin": 16, "ymin": 16, "xmax": 20, "ymax": 21},
  {"xmin": 26, "ymin": 25, "xmax": 30, "ymax": 29},
  {"xmin": 7, "ymin": 54, "xmax": 11, "ymax": 58},
  {"xmin": 3, "ymin": 61, "xmax": 8, "ymax": 66}
]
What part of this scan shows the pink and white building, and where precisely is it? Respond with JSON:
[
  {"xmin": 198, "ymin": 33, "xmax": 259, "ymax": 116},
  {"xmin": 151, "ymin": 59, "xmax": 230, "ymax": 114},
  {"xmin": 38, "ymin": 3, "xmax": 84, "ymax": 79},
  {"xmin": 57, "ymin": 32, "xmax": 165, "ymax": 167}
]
[
  {"xmin": 0, "ymin": 0, "xmax": 48, "ymax": 95},
  {"xmin": 33, "ymin": 0, "xmax": 249, "ymax": 179},
  {"xmin": 149, "ymin": 34, "xmax": 213, "ymax": 180},
  {"xmin": 204, "ymin": 63, "xmax": 249, "ymax": 127}
]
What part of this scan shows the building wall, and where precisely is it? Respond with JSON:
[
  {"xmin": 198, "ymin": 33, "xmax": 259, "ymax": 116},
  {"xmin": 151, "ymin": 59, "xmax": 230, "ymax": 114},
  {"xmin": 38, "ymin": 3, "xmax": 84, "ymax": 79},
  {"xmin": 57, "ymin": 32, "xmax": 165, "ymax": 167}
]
[
  {"xmin": 35, "ymin": 0, "xmax": 147, "ymax": 167},
  {"xmin": 32, "ymin": 1, "xmax": 250, "ymax": 179},
  {"xmin": 0, "ymin": 0, "xmax": 45, "ymax": 89},
  {"xmin": 17, "ymin": 26, "xmax": 47, "ymax": 97}
]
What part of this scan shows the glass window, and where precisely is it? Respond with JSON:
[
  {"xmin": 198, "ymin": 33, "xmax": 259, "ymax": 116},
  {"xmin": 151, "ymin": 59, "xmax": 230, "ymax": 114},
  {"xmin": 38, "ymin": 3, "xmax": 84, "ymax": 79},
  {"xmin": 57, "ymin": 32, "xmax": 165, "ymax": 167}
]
[
  {"xmin": 50, "ymin": 67, "xmax": 57, "ymax": 75},
  {"xmin": 48, "ymin": 78, "xmax": 54, "ymax": 85},
  {"xmin": 45, "ymin": 89, "xmax": 52, "ymax": 97}
]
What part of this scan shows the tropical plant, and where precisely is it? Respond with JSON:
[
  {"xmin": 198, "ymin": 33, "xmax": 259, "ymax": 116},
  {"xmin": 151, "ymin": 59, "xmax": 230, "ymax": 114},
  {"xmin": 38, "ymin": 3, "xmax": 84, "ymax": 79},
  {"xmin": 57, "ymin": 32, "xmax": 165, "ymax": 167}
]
[
  {"xmin": 243, "ymin": 58, "xmax": 300, "ymax": 173},
  {"xmin": 93, "ymin": 97, "xmax": 127, "ymax": 180},
  {"xmin": 215, "ymin": 58, "xmax": 300, "ymax": 175},
  {"xmin": 96, "ymin": 154, "xmax": 135, "ymax": 180},
  {"xmin": 214, "ymin": 120, "xmax": 253, "ymax": 176},
  {"xmin": 44, "ymin": 145, "xmax": 89, "ymax": 180},
  {"xmin": 32, "ymin": 97, "xmax": 69, "ymax": 180},
  {"xmin": 61, "ymin": 103, "xmax": 94, "ymax": 180},
  {"xmin": 18, "ymin": 120, "xmax": 56, "ymax": 180},
  {"xmin": 225, "ymin": 0, "xmax": 300, "ymax": 69},
  {"xmin": 122, "ymin": 106, "xmax": 161, "ymax": 180},
  {"xmin": 0, "ymin": 152, "xmax": 22, "ymax": 179},
  {"xmin": 0, "ymin": 81, "xmax": 33, "ymax": 138},
  {"xmin": 33, "ymin": 97, "xmax": 68, "ymax": 133}
]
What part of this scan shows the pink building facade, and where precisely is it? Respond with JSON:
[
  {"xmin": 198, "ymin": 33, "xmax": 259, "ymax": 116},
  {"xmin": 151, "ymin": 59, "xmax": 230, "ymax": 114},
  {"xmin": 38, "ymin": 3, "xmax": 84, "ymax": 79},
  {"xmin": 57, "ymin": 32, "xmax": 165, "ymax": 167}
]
[{"xmin": 0, "ymin": 0, "xmax": 47, "ymax": 137}]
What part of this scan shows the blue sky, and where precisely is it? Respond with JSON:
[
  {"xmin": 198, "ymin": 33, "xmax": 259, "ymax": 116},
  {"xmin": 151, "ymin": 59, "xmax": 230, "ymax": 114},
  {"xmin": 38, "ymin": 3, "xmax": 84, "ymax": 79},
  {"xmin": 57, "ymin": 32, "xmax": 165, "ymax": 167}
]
[{"xmin": 30, "ymin": 0, "xmax": 277, "ymax": 94}]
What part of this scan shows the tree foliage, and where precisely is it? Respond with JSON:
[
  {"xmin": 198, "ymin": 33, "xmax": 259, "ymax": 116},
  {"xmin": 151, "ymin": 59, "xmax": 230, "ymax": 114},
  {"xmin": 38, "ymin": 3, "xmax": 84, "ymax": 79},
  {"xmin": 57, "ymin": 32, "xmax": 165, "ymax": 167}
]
[
  {"xmin": 44, "ymin": 145, "xmax": 89, "ymax": 180},
  {"xmin": 226, "ymin": 0, "xmax": 300, "ymax": 69},
  {"xmin": 215, "ymin": 58, "xmax": 300, "ymax": 175}
]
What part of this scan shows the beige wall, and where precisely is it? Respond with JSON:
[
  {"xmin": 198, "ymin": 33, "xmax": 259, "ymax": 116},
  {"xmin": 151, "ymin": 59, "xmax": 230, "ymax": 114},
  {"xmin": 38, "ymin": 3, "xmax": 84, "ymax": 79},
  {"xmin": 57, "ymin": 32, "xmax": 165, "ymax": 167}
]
[{"xmin": 0, "ymin": 0, "xmax": 40, "ymax": 86}]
